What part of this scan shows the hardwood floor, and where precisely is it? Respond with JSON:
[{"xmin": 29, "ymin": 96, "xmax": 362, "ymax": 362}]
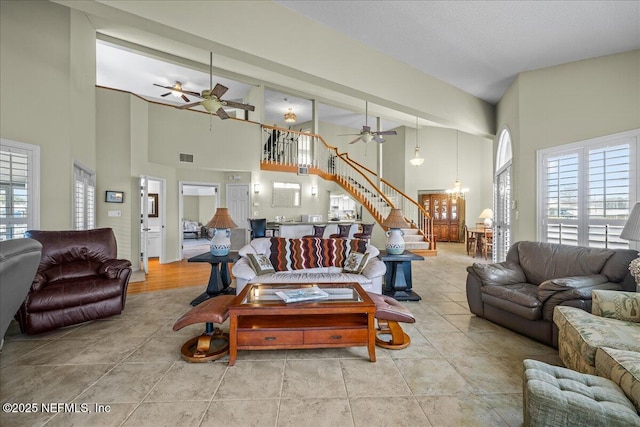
[{"xmin": 127, "ymin": 258, "xmax": 212, "ymax": 294}]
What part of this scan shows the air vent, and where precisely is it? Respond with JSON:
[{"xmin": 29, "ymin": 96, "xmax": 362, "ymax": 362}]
[
  {"xmin": 179, "ymin": 153, "xmax": 194, "ymax": 163},
  {"xmin": 297, "ymin": 166, "xmax": 309, "ymax": 176}
]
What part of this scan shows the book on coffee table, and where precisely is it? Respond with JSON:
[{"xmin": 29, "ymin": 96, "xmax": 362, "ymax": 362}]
[{"xmin": 275, "ymin": 286, "xmax": 330, "ymax": 303}]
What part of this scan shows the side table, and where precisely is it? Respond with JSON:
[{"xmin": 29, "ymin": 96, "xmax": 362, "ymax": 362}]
[
  {"xmin": 188, "ymin": 251, "xmax": 240, "ymax": 306},
  {"xmin": 379, "ymin": 250, "xmax": 424, "ymax": 301}
]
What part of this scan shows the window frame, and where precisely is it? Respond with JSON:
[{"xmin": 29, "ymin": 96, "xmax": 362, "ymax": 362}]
[
  {"xmin": 0, "ymin": 138, "xmax": 40, "ymax": 240},
  {"xmin": 537, "ymin": 129, "xmax": 639, "ymax": 248},
  {"xmin": 72, "ymin": 161, "xmax": 96, "ymax": 230}
]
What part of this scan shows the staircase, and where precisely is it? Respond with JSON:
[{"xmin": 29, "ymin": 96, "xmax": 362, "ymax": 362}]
[{"xmin": 260, "ymin": 125, "xmax": 436, "ymax": 256}]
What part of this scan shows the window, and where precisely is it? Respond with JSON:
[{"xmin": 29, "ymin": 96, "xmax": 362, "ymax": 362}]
[
  {"xmin": 73, "ymin": 162, "xmax": 96, "ymax": 230},
  {"xmin": 0, "ymin": 139, "xmax": 40, "ymax": 240},
  {"xmin": 538, "ymin": 130, "xmax": 638, "ymax": 248}
]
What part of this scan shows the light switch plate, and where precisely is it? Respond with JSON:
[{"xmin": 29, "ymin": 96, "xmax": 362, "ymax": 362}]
[{"xmin": 108, "ymin": 210, "xmax": 121, "ymax": 217}]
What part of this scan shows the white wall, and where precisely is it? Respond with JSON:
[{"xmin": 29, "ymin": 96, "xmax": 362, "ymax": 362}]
[{"xmin": 497, "ymin": 50, "xmax": 640, "ymax": 241}]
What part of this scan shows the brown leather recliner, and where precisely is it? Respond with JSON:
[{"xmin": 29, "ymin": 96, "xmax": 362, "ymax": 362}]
[{"xmin": 17, "ymin": 228, "xmax": 132, "ymax": 335}]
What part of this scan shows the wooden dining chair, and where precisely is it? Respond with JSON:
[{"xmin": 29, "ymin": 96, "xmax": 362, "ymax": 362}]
[
  {"xmin": 483, "ymin": 229, "xmax": 494, "ymax": 260},
  {"xmin": 464, "ymin": 225, "xmax": 477, "ymax": 257}
]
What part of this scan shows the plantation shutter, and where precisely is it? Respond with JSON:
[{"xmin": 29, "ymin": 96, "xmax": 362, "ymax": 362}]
[{"xmin": 73, "ymin": 163, "xmax": 96, "ymax": 230}]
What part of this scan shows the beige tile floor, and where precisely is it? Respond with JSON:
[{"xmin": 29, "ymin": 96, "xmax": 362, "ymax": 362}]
[{"xmin": 0, "ymin": 243, "xmax": 561, "ymax": 427}]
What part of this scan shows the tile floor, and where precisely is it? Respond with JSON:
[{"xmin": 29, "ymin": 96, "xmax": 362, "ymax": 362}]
[{"xmin": 0, "ymin": 243, "xmax": 561, "ymax": 426}]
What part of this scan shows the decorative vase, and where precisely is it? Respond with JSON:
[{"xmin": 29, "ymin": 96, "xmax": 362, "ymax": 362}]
[
  {"xmin": 210, "ymin": 228, "xmax": 231, "ymax": 256},
  {"xmin": 385, "ymin": 228, "xmax": 405, "ymax": 254}
]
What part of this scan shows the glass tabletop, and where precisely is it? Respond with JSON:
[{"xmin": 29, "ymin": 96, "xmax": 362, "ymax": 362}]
[{"xmin": 242, "ymin": 283, "xmax": 363, "ymax": 305}]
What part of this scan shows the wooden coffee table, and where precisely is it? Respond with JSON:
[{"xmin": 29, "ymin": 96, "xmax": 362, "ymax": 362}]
[{"xmin": 227, "ymin": 283, "xmax": 376, "ymax": 366}]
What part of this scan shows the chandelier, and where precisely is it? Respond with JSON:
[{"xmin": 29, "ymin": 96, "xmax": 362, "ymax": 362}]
[
  {"xmin": 284, "ymin": 107, "xmax": 297, "ymax": 123},
  {"xmin": 445, "ymin": 130, "xmax": 469, "ymax": 203},
  {"xmin": 409, "ymin": 116, "xmax": 424, "ymax": 166}
]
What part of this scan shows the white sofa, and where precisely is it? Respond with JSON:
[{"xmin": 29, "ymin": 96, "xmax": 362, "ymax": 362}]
[{"xmin": 231, "ymin": 237, "xmax": 386, "ymax": 295}]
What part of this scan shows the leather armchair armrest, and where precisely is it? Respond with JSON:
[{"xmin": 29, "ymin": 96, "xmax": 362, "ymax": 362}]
[
  {"xmin": 471, "ymin": 261, "xmax": 527, "ymax": 286},
  {"xmin": 361, "ymin": 258, "xmax": 386, "ymax": 279},
  {"xmin": 540, "ymin": 278, "xmax": 622, "ymax": 321},
  {"xmin": 537, "ymin": 274, "xmax": 608, "ymax": 303},
  {"xmin": 99, "ymin": 259, "xmax": 132, "ymax": 279}
]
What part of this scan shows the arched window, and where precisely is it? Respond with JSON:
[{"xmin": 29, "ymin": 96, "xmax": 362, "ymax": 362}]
[{"xmin": 496, "ymin": 127, "xmax": 512, "ymax": 171}]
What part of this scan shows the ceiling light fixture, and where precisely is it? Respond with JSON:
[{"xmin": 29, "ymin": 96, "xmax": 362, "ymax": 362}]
[
  {"xmin": 284, "ymin": 107, "xmax": 297, "ymax": 123},
  {"xmin": 170, "ymin": 81, "xmax": 183, "ymax": 97},
  {"xmin": 409, "ymin": 116, "xmax": 424, "ymax": 166},
  {"xmin": 445, "ymin": 130, "xmax": 469, "ymax": 204}
]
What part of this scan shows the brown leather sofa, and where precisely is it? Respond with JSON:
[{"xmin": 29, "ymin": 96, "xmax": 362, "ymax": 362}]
[
  {"xmin": 17, "ymin": 228, "xmax": 132, "ymax": 335},
  {"xmin": 466, "ymin": 241, "xmax": 637, "ymax": 347}
]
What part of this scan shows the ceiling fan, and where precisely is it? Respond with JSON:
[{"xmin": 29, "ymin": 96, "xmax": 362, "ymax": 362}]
[
  {"xmin": 340, "ymin": 101, "xmax": 397, "ymax": 144},
  {"xmin": 152, "ymin": 81, "xmax": 200, "ymax": 103},
  {"xmin": 177, "ymin": 52, "xmax": 255, "ymax": 119}
]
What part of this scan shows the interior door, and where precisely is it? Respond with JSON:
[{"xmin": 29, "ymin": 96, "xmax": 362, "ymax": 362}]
[
  {"xmin": 139, "ymin": 176, "xmax": 149, "ymax": 274},
  {"xmin": 226, "ymin": 184, "xmax": 250, "ymax": 247},
  {"xmin": 494, "ymin": 165, "xmax": 512, "ymax": 262}
]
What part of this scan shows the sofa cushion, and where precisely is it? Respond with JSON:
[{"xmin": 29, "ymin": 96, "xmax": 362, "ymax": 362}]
[
  {"xmin": 592, "ymin": 290, "xmax": 640, "ymax": 323},
  {"xmin": 523, "ymin": 359, "xmax": 640, "ymax": 427},
  {"xmin": 553, "ymin": 306, "xmax": 640, "ymax": 375},
  {"xmin": 514, "ymin": 241, "xmax": 614, "ymax": 285},
  {"xmin": 268, "ymin": 237, "xmax": 367, "ymax": 272},
  {"xmin": 27, "ymin": 276, "xmax": 124, "ymax": 312},
  {"xmin": 596, "ymin": 347, "xmax": 640, "ymax": 412},
  {"xmin": 481, "ymin": 283, "xmax": 542, "ymax": 321},
  {"xmin": 249, "ymin": 271, "xmax": 373, "ymax": 285}
]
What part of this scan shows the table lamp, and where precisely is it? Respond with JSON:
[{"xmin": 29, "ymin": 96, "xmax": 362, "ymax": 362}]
[
  {"xmin": 205, "ymin": 208, "xmax": 237, "ymax": 256},
  {"xmin": 382, "ymin": 209, "xmax": 410, "ymax": 254},
  {"xmin": 620, "ymin": 202, "xmax": 640, "ymax": 288},
  {"xmin": 479, "ymin": 208, "xmax": 494, "ymax": 228}
]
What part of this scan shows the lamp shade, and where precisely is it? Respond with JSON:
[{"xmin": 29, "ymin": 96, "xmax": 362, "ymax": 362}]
[
  {"xmin": 621, "ymin": 202, "xmax": 640, "ymax": 241},
  {"xmin": 205, "ymin": 208, "xmax": 237, "ymax": 229},
  {"xmin": 381, "ymin": 209, "xmax": 410, "ymax": 229},
  {"xmin": 479, "ymin": 208, "xmax": 493, "ymax": 219}
]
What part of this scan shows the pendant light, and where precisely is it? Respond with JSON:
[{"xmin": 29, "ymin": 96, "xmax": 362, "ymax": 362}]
[
  {"xmin": 445, "ymin": 130, "xmax": 469, "ymax": 203},
  {"xmin": 409, "ymin": 116, "xmax": 424, "ymax": 166}
]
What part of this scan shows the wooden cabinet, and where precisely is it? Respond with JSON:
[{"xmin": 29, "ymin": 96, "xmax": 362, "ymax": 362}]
[{"xmin": 420, "ymin": 194, "xmax": 465, "ymax": 242}]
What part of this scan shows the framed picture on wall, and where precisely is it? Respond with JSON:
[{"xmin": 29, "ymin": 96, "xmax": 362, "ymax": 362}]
[
  {"xmin": 148, "ymin": 193, "xmax": 159, "ymax": 217},
  {"xmin": 105, "ymin": 191, "xmax": 124, "ymax": 203}
]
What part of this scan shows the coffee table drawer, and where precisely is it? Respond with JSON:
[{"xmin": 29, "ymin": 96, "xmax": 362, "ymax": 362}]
[
  {"xmin": 238, "ymin": 330, "xmax": 303, "ymax": 346},
  {"xmin": 304, "ymin": 328, "xmax": 368, "ymax": 344}
]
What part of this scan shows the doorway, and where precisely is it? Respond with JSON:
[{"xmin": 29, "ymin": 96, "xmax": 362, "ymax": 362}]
[
  {"xmin": 179, "ymin": 182, "xmax": 220, "ymax": 259},
  {"xmin": 140, "ymin": 176, "xmax": 166, "ymax": 274}
]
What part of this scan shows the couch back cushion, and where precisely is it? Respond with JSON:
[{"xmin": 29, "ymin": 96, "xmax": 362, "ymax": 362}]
[
  {"xmin": 599, "ymin": 249, "xmax": 638, "ymax": 286},
  {"xmin": 511, "ymin": 241, "xmax": 615, "ymax": 285},
  {"xmin": 268, "ymin": 237, "xmax": 367, "ymax": 272},
  {"xmin": 25, "ymin": 228, "xmax": 118, "ymax": 282}
]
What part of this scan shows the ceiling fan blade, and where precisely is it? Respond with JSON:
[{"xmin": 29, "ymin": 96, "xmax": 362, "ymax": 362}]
[
  {"xmin": 211, "ymin": 83, "xmax": 228, "ymax": 99},
  {"xmin": 373, "ymin": 135, "xmax": 384, "ymax": 143},
  {"xmin": 181, "ymin": 94, "xmax": 190, "ymax": 103},
  {"xmin": 178, "ymin": 102, "xmax": 201, "ymax": 110},
  {"xmin": 153, "ymin": 83, "xmax": 172, "ymax": 90},
  {"xmin": 223, "ymin": 100, "xmax": 256, "ymax": 111},
  {"xmin": 161, "ymin": 92, "xmax": 171, "ymax": 97},
  {"xmin": 375, "ymin": 130, "xmax": 398, "ymax": 136},
  {"xmin": 348, "ymin": 137, "xmax": 362, "ymax": 144},
  {"xmin": 216, "ymin": 108, "xmax": 230, "ymax": 119}
]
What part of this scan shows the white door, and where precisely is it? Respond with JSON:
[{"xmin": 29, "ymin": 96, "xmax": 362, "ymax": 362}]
[
  {"xmin": 139, "ymin": 176, "xmax": 149, "ymax": 274},
  {"xmin": 227, "ymin": 184, "xmax": 250, "ymax": 246}
]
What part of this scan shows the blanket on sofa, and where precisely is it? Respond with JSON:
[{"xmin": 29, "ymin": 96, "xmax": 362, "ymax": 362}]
[{"xmin": 268, "ymin": 237, "xmax": 367, "ymax": 271}]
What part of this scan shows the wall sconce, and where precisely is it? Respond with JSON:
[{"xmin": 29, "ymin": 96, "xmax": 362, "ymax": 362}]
[
  {"xmin": 253, "ymin": 183, "xmax": 261, "ymax": 194},
  {"xmin": 311, "ymin": 186, "xmax": 318, "ymax": 196}
]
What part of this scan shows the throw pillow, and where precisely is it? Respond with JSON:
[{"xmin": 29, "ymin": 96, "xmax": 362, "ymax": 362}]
[
  {"xmin": 592, "ymin": 290, "xmax": 640, "ymax": 323},
  {"xmin": 343, "ymin": 252, "xmax": 370, "ymax": 274},
  {"xmin": 247, "ymin": 253, "xmax": 275, "ymax": 276}
]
